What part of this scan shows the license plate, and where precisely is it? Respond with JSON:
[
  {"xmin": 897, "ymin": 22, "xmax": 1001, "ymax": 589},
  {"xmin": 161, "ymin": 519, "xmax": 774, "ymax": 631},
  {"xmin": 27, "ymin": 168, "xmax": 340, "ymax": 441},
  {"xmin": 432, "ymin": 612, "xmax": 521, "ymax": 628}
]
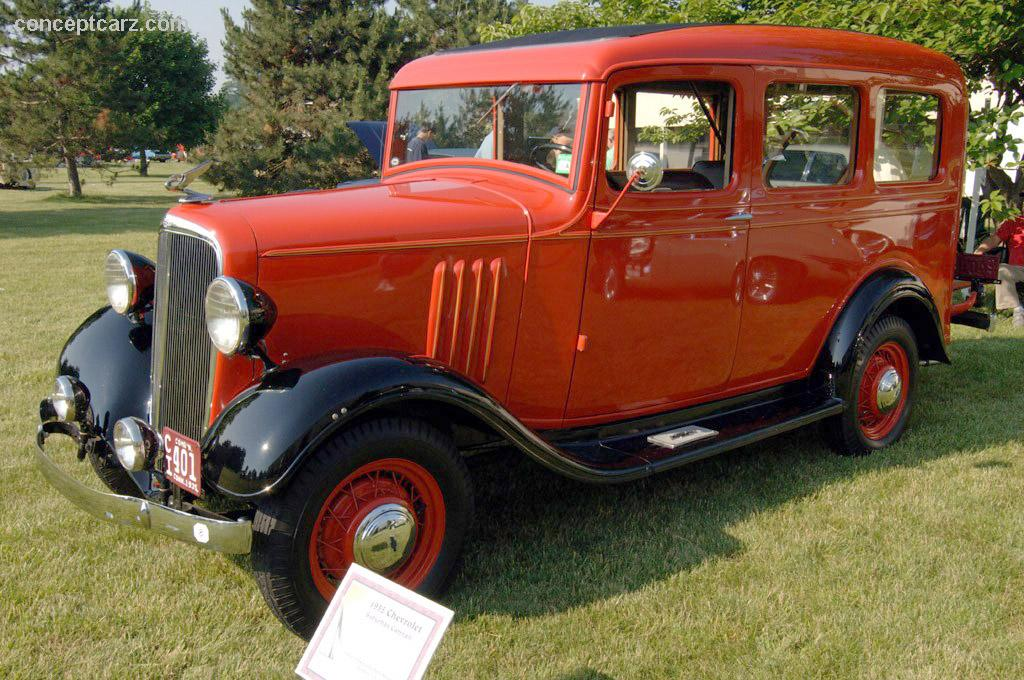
[{"xmin": 162, "ymin": 427, "xmax": 202, "ymax": 496}]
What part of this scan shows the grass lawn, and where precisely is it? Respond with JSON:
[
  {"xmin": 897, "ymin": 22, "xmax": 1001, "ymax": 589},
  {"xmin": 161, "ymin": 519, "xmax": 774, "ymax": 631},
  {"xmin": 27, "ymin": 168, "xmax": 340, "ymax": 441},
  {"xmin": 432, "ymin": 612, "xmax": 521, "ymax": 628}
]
[{"xmin": 2, "ymin": 166, "xmax": 1024, "ymax": 678}]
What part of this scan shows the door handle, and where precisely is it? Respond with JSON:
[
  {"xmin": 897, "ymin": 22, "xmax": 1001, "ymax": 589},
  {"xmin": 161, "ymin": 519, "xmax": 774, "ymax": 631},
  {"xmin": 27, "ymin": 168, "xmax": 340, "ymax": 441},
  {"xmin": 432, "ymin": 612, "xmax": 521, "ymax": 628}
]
[{"xmin": 725, "ymin": 212, "xmax": 753, "ymax": 222}]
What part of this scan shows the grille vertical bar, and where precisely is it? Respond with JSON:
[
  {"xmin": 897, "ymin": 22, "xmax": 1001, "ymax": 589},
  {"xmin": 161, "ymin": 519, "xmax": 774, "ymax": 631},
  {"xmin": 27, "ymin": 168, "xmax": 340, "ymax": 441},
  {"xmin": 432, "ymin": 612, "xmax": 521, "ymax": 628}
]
[{"xmin": 150, "ymin": 226, "xmax": 218, "ymax": 440}]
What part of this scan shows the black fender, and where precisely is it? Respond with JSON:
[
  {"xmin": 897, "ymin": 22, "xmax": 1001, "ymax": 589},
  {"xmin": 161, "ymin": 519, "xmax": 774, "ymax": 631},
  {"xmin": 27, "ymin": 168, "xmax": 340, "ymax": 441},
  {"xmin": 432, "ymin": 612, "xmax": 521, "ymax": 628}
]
[
  {"xmin": 815, "ymin": 268, "xmax": 949, "ymax": 391},
  {"xmin": 201, "ymin": 354, "xmax": 618, "ymax": 499},
  {"xmin": 57, "ymin": 306, "xmax": 152, "ymax": 490},
  {"xmin": 58, "ymin": 306, "xmax": 152, "ymax": 440}
]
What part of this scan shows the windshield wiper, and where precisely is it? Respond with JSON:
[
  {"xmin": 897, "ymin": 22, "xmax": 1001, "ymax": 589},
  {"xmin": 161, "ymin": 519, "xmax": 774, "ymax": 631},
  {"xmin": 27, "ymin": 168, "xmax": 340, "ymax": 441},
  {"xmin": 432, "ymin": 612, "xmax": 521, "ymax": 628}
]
[{"xmin": 475, "ymin": 82, "xmax": 520, "ymax": 125}]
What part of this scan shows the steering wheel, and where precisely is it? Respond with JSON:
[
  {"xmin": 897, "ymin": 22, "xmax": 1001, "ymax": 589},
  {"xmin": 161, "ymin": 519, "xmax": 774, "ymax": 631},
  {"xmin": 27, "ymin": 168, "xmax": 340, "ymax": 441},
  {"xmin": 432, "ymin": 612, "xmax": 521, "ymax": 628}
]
[{"xmin": 530, "ymin": 143, "xmax": 573, "ymax": 171}]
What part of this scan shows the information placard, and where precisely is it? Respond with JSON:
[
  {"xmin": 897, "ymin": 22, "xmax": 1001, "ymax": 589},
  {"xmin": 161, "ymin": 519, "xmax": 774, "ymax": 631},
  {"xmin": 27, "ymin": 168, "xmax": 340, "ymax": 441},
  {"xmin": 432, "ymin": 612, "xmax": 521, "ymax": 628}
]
[{"xmin": 296, "ymin": 564, "xmax": 454, "ymax": 680}]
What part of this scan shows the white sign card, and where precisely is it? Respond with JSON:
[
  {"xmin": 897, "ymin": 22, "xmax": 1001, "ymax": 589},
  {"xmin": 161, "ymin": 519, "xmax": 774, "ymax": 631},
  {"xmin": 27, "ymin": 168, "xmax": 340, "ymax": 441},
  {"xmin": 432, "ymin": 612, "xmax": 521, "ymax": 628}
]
[{"xmin": 296, "ymin": 564, "xmax": 454, "ymax": 680}]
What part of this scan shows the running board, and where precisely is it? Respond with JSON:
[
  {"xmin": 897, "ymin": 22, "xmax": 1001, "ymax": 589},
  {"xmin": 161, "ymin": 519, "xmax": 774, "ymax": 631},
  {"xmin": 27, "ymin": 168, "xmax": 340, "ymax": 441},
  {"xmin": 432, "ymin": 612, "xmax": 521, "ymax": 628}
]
[{"xmin": 546, "ymin": 389, "xmax": 845, "ymax": 481}]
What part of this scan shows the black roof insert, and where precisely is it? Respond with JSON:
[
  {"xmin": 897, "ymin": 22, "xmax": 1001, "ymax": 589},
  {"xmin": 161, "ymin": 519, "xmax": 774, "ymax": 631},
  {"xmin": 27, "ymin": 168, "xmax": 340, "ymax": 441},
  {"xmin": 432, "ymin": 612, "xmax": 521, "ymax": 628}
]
[{"xmin": 439, "ymin": 24, "xmax": 693, "ymax": 55}]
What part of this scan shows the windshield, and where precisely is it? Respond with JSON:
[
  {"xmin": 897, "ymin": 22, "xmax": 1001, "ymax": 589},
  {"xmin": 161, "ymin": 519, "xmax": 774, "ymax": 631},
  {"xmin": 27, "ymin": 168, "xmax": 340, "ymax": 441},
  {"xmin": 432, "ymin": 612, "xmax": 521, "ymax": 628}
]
[{"xmin": 389, "ymin": 83, "xmax": 585, "ymax": 181}]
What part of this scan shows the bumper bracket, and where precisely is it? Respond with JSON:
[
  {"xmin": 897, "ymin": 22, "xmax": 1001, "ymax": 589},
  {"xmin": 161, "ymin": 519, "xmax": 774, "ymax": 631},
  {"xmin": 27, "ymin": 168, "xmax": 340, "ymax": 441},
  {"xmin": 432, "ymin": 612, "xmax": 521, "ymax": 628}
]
[{"xmin": 35, "ymin": 424, "xmax": 252, "ymax": 554}]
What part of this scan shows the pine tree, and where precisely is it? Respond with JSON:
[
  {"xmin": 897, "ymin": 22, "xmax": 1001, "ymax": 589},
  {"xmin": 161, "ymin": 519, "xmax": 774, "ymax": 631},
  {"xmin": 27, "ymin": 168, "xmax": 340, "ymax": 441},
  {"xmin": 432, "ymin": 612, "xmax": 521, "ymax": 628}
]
[
  {"xmin": 398, "ymin": 0, "xmax": 521, "ymax": 53},
  {"xmin": 0, "ymin": 0, "xmax": 122, "ymax": 196},
  {"xmin": 209, "ymin": 0, "xmax": 407, "ymax": 195}
]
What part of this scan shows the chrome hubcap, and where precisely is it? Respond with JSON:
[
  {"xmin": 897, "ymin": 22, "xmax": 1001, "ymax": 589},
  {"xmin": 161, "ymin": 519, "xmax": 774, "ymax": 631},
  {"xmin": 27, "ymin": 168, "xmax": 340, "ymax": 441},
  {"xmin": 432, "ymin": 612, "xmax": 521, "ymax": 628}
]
[
  {"xmin": 875, "ymin": 368, "xmax": 902, "ymax": 413},
  {"xmin": 352, "ymin": 503, "xmax": 417, "ymax": 574}
]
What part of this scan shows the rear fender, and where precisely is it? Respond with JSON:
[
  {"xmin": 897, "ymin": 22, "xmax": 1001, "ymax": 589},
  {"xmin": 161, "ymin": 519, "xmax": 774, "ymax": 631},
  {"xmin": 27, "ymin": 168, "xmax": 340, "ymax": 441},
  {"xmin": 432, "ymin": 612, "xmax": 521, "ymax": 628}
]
[{"xmin": 815, "ymin": 268, "xmax": 948, "ymax": 393}]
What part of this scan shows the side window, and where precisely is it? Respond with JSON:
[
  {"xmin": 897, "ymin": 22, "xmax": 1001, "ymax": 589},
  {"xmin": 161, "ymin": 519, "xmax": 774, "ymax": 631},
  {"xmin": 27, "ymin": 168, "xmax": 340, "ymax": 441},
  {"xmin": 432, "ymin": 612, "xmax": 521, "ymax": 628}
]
[
  {"xmin": 874, "ymin": 90, "xmax": 941, "ymax": 183},
  {"xmin": 607, "ymin": 80, "xmax": 735, "ymax": 192},
  {"xmin": 763, "ymin": 83, "xmax": 858, "ymax": 188}
]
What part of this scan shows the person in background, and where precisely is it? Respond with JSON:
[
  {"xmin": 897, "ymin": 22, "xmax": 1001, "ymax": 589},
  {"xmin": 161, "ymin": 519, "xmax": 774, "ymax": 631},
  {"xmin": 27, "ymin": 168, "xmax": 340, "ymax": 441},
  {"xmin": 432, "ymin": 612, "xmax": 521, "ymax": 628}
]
[
  {"xmin": 405, "ymin": 124, "xmax": 434, "ymax": 163},
  {"xmin": 176, "ymin": 143, "xmax": 187, "ymax": 163},
  {"xmin": 546, "ymin": 129, "xmax": 573, "ymax": 171},
  {"xmin": 975, "ymin": 212, "xmax": 1024, "ymax": 327},
  {"xmin": 475, "ymin": 123, "xmax": 495, "ymax": 159}
]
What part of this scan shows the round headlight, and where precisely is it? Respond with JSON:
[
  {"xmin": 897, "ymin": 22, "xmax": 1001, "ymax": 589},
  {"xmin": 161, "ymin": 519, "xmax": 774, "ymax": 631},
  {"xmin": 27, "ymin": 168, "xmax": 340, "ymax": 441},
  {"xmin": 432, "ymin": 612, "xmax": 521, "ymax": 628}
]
[
  {"xmin": 205, "ymin": 277, "xmax": 249, "ymax": 355},
  {"xmin": 204, "ymin": 276, "xmax": 275, "ymax": 356},
  {"xmin": 104, "ymin": 250, "xmax": 154, "ymax": 315},
  {"xmin": 113, "ymin": 417, "xmax": 159, "ymax": 472},
  {"xmin": 51, "ymin": 376, "xmax": 89, "ymax": 423}
]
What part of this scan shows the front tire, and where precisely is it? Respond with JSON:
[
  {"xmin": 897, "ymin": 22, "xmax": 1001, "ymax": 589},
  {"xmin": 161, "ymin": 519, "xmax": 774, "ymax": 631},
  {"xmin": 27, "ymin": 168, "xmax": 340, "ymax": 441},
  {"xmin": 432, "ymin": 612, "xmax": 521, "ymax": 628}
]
[
  {"xmin": 823, "ymin": 315, "xmax": 918, "ymax": 456},
  {"xmin": 251, "ymin": 418, "xmax": 473, "ymax": 639}
]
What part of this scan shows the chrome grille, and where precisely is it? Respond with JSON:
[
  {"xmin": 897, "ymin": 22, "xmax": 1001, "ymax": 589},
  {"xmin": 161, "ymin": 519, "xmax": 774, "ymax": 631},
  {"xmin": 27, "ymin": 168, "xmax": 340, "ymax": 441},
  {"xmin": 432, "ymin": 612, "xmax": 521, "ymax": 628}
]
[{"xmin": 151, "ymin": 221, "xmax": 219, "ymax": 440}]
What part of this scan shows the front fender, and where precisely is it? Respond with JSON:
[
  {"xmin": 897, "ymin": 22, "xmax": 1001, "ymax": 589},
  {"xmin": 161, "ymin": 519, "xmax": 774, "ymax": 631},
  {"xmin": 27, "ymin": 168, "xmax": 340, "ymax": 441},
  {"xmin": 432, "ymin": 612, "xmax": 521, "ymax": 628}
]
[
  {"xmin": 202, "ymin": 354, "xmax": 615, "ymax": 498},
  {"xmin": 58, "ymin": 306, "xmax": 152, "ymax": 440},
  {"xmin": 201, "ymin": 355, "xmax": 477, "ymax": 498}
]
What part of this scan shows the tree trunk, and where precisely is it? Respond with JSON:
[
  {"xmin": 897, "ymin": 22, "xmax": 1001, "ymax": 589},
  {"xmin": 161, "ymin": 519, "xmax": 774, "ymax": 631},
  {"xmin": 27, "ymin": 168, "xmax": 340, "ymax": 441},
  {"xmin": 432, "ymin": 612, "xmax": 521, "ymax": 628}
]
[
  {"xmin": 986, "ymin": 166, "xmax": 1024, "ymax": 211},
  {"xmin": 139, "ymin": 150, "xmax": 149, "ymax": 177},
  {"xmin": 64, "ymin": 151, "xmax": 81, "ymax": 197}
]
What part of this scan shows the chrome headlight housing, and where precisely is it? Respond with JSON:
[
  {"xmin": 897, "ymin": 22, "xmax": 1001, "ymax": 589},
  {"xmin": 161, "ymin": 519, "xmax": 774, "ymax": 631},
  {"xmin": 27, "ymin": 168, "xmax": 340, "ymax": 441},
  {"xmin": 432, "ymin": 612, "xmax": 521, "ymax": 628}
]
[
  {"xmin": 51, "ymin": 376, "xmax": 90, "ymax": 423},
  {"xmin": 204, "ymin": 276, "xmax": 276, "ymax": 356},
  {"xmin": 113, "ymin": 417, "xmax": 161, "ymax": 472},
  {"xmin": 104, "ymin": 249, "xmax": 155, "ymax": 315}
]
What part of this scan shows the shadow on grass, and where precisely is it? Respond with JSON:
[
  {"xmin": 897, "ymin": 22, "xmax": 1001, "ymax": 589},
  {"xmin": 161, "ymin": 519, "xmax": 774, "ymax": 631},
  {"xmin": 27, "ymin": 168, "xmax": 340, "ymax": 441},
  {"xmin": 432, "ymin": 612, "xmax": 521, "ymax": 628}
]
[
  {"xmin": 449, "ymin": 333, "xmax": 1024, "ymax": 619},
  {"xmin": 0, "ymin": 207, "xmax": 170, "ymax": 237},
  {"xmin": 41, "ymin": 193, "xmax": 182, "ymax": 206}
]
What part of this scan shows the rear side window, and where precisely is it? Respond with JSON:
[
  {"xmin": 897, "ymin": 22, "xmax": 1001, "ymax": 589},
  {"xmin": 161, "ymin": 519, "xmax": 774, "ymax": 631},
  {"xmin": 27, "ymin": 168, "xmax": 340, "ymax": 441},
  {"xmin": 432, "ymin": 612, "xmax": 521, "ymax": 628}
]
[
  {"xmin": 763, "ymin": 83, "xmax": 858, "ymax": 188},
  {"xmin": 874, "ymin": 90, "xmax": 941, "ymax": 182}
]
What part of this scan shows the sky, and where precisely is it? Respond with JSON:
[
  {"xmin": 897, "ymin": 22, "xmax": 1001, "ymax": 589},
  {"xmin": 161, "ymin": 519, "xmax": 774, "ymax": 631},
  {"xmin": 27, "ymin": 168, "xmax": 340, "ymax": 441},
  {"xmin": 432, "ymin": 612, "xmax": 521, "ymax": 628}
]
[{"xmin": 111, "ymin": 0, "xmax": 556, "ymax": 89}]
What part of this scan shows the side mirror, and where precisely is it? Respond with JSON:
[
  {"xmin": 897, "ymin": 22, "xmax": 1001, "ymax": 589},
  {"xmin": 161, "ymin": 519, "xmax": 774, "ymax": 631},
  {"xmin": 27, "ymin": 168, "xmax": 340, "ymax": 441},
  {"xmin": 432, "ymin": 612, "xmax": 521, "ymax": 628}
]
[{"xmin": 626, "ymin": 152, "xmax": 664, "ymax": 192}]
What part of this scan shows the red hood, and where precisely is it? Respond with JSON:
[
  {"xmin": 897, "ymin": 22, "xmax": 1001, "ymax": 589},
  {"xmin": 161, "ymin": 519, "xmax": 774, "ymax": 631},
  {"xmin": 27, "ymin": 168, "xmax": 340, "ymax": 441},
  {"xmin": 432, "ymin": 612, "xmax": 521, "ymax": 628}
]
[{"xmin": 210, "ymin": 177, "xmax": 532, "ymax": 257}]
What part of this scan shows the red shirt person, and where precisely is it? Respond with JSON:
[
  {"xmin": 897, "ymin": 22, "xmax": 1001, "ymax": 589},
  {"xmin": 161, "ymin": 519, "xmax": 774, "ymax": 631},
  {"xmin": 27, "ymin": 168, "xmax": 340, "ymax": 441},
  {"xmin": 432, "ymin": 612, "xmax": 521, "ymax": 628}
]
[{"xmin": 975, "ymin": 214, "xmax": 1024, "ymax": 327}]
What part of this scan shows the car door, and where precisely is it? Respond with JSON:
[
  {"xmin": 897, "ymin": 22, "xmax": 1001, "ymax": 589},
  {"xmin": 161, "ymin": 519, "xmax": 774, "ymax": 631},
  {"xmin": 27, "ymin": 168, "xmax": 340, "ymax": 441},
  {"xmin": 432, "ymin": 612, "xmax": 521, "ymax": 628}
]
[{"xmin": 565, "ymin": 65, "xmax": 755, "ymax": 422}]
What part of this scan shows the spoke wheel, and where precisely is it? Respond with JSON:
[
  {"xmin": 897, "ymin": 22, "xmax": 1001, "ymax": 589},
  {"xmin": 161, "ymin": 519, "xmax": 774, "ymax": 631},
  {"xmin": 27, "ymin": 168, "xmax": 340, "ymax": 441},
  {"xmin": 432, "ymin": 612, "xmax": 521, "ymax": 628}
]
[
  {"xmin": 251, "ymin": 417, "xmax": 473, "ymax": 639},
  {"xmin": 308, "ymin": 458, "xmax": 445, "ymax": 600},
  {"xmin": 822, "ymin": 315, "xmax": 918, "ymax": 456},
  {"xmin": 856, "ymin": 341, "xmax": 909, "ymax": 440}
]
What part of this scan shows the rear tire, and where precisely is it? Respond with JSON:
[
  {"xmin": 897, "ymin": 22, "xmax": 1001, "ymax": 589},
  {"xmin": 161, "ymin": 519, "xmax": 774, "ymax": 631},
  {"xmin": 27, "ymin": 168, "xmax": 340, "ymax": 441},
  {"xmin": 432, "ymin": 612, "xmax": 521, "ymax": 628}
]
[
  {"xmin": 823, "ymin": 315, "xmax": 918, "ymax": 456},
  {"xmin": 251, "ymin": 418, "xmax": 473, "ymax": 639}
]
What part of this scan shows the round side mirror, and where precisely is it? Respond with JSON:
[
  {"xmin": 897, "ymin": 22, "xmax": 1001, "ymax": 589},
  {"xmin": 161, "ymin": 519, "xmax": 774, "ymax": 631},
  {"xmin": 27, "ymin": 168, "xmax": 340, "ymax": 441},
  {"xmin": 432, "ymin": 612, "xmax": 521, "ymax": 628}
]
[{"xmin": 626, "ymin": 152, "xmax": 664, "ymax": 192}]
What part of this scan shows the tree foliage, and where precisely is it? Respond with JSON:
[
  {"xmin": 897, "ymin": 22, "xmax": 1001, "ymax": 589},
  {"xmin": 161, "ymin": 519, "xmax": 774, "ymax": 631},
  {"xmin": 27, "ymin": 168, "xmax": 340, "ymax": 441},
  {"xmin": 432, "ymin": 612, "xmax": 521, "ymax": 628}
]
[
  {"xmin": 103, "ymin": 6, "xmax": 222, "ymax": 176},
  {"xmin": 209, "ymin": 0, "xmax": 407, "ymax": 195},
  {"xmin": 0, "ymin": 0, "xmax": 221, "ymax": 195},
  {"xmin": 398, "ymin": 0, "xmax": 521, "ymax": 53},
  {"xmin": 0, "ymin": 0, "xmax": 120, "ymax": 195}
]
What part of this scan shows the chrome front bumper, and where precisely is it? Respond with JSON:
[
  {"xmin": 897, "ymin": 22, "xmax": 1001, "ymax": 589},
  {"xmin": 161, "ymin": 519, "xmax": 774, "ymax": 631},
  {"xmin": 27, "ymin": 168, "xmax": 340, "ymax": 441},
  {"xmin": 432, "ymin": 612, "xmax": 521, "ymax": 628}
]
[{"xmin": 35, "ymin": 423, "xmax": 252, "ymax": 554}]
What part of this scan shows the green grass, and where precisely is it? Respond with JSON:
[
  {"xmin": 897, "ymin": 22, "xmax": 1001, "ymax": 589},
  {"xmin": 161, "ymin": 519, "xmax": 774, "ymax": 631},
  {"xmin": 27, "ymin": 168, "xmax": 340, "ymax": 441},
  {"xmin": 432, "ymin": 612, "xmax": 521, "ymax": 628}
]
[{"xmin": 2, "ymin": 167, "xmax": 1024, "ymax": 678}]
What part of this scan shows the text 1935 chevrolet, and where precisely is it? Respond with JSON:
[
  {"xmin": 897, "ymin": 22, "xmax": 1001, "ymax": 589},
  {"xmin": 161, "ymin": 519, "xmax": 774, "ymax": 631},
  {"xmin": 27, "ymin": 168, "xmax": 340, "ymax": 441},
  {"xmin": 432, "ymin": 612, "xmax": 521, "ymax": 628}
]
[{"xmin": 34, "ymin": 24, "xmax": 997, "ymax": 638}]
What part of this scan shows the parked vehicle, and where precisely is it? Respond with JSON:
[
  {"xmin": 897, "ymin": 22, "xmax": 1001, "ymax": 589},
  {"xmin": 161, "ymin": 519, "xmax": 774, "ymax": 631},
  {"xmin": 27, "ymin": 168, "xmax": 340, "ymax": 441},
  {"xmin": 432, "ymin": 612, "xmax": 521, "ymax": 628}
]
[
  {"xmin": 0, "ymin": 160, "xmax": 35, "ymax": 189},
  {"xmin": 131, "ymin": 150, "xmax": 173, "ymax": 162},
  {"xmin": 34, "ymin": 24, "xmax": 994, "ymax": 639}
]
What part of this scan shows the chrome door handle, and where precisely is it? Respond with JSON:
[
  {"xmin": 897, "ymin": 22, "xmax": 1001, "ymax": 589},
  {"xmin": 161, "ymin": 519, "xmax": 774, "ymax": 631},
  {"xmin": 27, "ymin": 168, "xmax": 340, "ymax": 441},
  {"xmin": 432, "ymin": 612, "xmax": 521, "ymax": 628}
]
[{"xmin": 725, "ymin": 212, "xmax": 753, "ymax": 222}]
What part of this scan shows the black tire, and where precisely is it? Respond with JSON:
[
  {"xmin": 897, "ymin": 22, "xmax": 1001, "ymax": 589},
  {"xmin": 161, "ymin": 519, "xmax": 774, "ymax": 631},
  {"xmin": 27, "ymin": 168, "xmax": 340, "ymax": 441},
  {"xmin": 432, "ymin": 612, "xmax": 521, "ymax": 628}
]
[
  {"xmin": 823, "ymin": 315, "xmax": 919, "ymax": 456},
  {"xmin": 88, "ymin": 446, "xmax": 142, "ymax": 497},
  {"xmin": 251, "ymin": 417, "xmax": 473, "ymax": 639}
]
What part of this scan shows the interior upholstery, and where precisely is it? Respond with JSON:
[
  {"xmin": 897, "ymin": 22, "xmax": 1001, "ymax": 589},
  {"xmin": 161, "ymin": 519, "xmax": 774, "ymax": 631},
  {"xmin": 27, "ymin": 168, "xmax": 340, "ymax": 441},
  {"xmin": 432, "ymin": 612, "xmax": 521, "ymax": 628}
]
[
  {"xmin": 607, "ymin": 170, "xmax": 715, "ymax": 192},
  {"xmin": 691, "ymin": 160, "xmax": 726, "ymax": 189}
]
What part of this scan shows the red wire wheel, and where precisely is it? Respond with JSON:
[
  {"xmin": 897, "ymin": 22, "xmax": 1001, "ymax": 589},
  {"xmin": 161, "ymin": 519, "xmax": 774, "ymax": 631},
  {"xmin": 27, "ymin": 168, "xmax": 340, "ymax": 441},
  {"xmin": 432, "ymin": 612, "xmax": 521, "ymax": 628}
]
[
  {"xmin": 856, "ymin": 340, "xmax": 910, "ymax": 441},
  {"xmin": 307, "ymin": 458, "xmax": 446, "ymax": 600}
]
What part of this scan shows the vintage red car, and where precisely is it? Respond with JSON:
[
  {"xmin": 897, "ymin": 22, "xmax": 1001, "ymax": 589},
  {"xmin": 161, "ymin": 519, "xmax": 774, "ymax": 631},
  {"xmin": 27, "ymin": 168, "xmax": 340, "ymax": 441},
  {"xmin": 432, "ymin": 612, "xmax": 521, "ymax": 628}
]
[{"xmin": 35, "ymin": 24, "xmax": 994, "ymax": 638}]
